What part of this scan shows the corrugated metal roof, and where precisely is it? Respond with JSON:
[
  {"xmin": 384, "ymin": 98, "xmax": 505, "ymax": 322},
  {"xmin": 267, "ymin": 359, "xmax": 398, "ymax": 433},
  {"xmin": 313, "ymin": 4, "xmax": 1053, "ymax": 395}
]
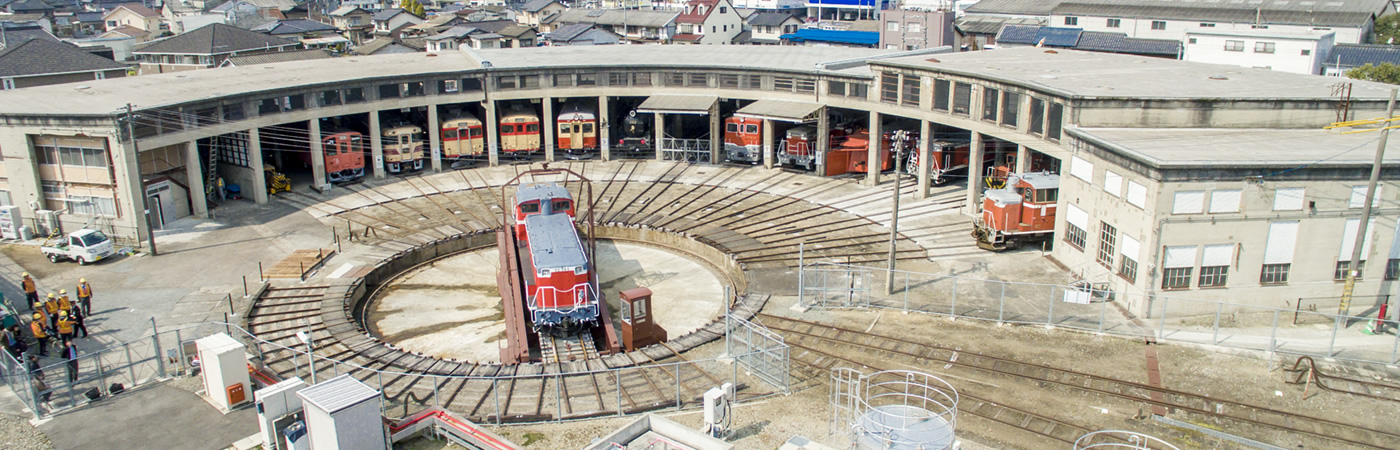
[
  {"xmin": 1075, "ymin": 31, "xmax": 1180, "ymax": 56},
  {"xmin": 965, "ymin": 0, "xmax": 1064, "ymax": 16},
  {"xmin": 297, "ymin": 374, "xmax": 379, "ymax": 414},
  {"xmin": 637, "ymin": 94, "xmax": 717, "ymax": 114},
  {"xmin": 955, "ymin": 16, "xmax": 1045, "ymax": 35},
  {"xmin": 1325, "ymin": 43, "xmax": 1400, "ymax": 68},
  {"xmin": 734, "ymin": 99, "xmax": 822, "ymax": 123}
]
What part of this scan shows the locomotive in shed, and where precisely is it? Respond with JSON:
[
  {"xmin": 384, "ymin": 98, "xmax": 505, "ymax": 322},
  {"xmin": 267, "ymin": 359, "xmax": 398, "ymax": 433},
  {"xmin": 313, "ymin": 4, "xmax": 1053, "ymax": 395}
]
[
  {"xmin": 972, "ymin": 172, "xmax": 1060, "ymax": 251},
  {"xmin": 615, "ymin": 110, "xmax": 653, "ymax": 158},
  {"xmin": 557, "ymin": 101, "xmax": 598, "ymax": 159}
]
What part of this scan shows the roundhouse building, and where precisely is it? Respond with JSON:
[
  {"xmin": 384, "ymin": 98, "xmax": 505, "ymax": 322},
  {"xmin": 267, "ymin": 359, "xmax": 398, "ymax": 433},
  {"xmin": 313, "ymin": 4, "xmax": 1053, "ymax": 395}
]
[{"xmin": 0, "ymin": 46, "xmax": 1394, "ymax": 317}]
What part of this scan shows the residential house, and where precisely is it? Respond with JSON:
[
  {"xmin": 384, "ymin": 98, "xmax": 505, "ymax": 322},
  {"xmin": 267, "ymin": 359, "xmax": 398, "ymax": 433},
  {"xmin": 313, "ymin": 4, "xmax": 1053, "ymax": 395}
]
[
  {"xmin": 994, "ymin": 25, "xmax": 1181, "ymax": 59},
  {"xmin": 75, "ymin": 26, "xmax": 148, "ymax": 61},
  {"xmin": 218, "ymin": 48, "xmax": 331, "ymax": 66},
  {"xmin": 1323, "ymin": 43, "xmax": 1400, "ymax": 77},
  {"xmin": 742, "ymin": 11, "xmax": 799, "ymax": 45},
  {"xmin": 352, "ymin": 36, "xmax": 423, "ymax": 54},
  {"xmin": 372, "ymin": 8, "xmax": 424, "ymax": 36},
  {"xmin": 103, "ymin": 3, "xmax": 163, "ymax": 34},
  {"xmin": 0, "ymin": 39, "xmax": 128, "ymax": 90},
  {"xmin": 4, "ymin": 0, "xmax": 52, "ymax": 16},
  {"xmin": 517, "ymin": 0, "xmax": 564, "ymax": 28},
  {"xmin": 673, "ymin": 0, "xmax": 743, "ymax": 45},
  {"xmin": 424, "ymin": 25, "xmax": 502, "ymax": 52},
  {"xmin": 953, "ymin": 15, "xmax": 1043, "ymax": 50},
  {"xmin": 133, "ymin": 23, "xmax": 300, "ymax": 73},
  {"xmin": 253, "ymin": 18, "xmax": 350, "ymax": 50},
  {"xmin": 547, "ymin": 23, "xmax": 620, "ymax": 46},
  {"xmin": 879, "ymin": 8, "xmax": 955, "ymax": 51},
  {"xmin": 327, "ymin": 5, "xmax": 374, "ymax": 44},
  {"xmin": 806, "ymin": 0, "xmax": 877, "ymax": 22},
  {"xmin": 0, "ymin": 21, "xmax": 58, "ymax": 50},
  {"xmin": 162, "ymin": 0, "xmax": 220, "ymax": 34},
  {"xmin": 403, "ymin": 13, "xmax": 470, "ymax": 36},
  {"xmin": 548, "ymin": 8, "xmax": 678, "ymax": 43},
  {"xmin": 469, "ymin": 19, "xmax": 537, "ymax": 48},
  {"xmin": 730, "ymin": 0, "xmax": 803, "ymax": 9},
  {"xmin": 1184, "ymin": 29, "xmax": 1334, "ymax": 75},
  {"xmin": 341, "ymin": 0, "xmax": 385, "ymax": 12}
]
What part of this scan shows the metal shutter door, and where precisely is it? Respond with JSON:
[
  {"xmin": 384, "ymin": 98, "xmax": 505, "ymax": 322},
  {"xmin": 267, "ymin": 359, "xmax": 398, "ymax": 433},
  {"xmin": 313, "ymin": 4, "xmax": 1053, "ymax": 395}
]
[
  {"xmin": 1120, "ymin": 234, "xmax": 1140, "ymax": 262},
  {"xmin": 1103, "ymin": 171, "xmax": 1122, "ymax": 197},
  {"xmin": 1163, "ymin": 246, "xmax": 1197, "ymax": 268},
  {"xmin": 1339, "ymin": 218, "xmax": 1377, "ymax": 261},
  {"xmin": 1066, "ymin": 204, "xmax": 1088, "ymax": 229},
  {"xmin": 1263, "ymin": 221, "xmax": 1298, "ymax": 264},
  {"xmin": 1070, "ymin": 156, "xmax": 1093, "ymax": 182},
  {"xmin": 1201, "ymin": 244, "xmax": 1234, "ymax": 267},
  {"xmin": 1273, "ymin": 188, "xmax": 1304, "ymax": 211},
  {"xmin": 1172, "ymin": 191, "xmax": 1204, "ymax": 215},
  {"xmin": 1208, "ymin": 190, "xmax": 1240, "ymax": 213}
]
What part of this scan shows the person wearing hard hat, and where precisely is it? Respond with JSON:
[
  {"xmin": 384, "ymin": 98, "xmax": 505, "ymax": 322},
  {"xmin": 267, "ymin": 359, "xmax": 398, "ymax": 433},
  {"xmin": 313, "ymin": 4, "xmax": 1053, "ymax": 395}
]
[
  {"xmin": 43, "ymin": 294, "xmax": 60, "ymax": 329},
  {"xmin": 21, "ymin": 273, "xmax": 37, "ymax": 310},
  {"xmin": 55, "ymin": 311, "xmax": 75, "ymax": 345},
  {"xmin": 57, "ymin": 290, "xmax": 72, "ymax": 315},
  {"xmin": 29, "ymin": 313, "xmax": 49, "ymax": 357},
  {"xmin": 76, "ymin": 278, "xmax": 93, "ymax": 316}
]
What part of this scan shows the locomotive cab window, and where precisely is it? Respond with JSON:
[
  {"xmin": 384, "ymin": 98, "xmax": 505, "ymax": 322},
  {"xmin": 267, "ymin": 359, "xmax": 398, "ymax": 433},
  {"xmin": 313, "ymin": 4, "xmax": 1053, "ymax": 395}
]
[
  {"xmin": 470, "ymin": 127, "xmax": 484, "ymax": 138},
  {"xmin": 1033, "ymin": 188, "xmax": 1058, "ymax": 203},
  {"xmin": 502, "ymin": 125, "xmax": 515, "ymax": 133},
  {"xmin": 551, "ymin": 200, "xmax": 571, "ymax": 212},
  {"xmin": 526, "ymin": 124, "xmax": 539, "ymax": 132},
  {"xmin": 520, "ymin": 202, "xmax": 539, "ymax": 213},
  {"xmin": 745, "ymin": 124, "xmax": 759, "ymax": 134},
  {"xmin": 443, "ymin": 129, "xmax": 459, "ymax": 139},
  {"xmin": 399, "ymin": 135, "xmax": 409, "ymax": 144},
  {"xmin": 583, "ymin": 123, "xmax": 594, "ymax": 133},
  {"xmin": 726, "ymin": 123, "xmax": 739, "ymax": 133}
]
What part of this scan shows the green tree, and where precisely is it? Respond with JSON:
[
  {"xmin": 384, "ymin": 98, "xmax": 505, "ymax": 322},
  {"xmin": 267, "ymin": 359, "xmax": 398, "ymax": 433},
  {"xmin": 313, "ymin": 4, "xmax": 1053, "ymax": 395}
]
[
  {"xmin": 1346, "ymin": 63, "xmax": 1400, "ymax": 85},
  {"xmin": 1375, "ymin": 14, "xmax": 1400, "ymax": 45},
  {"xmin": 400, "ymin": 0, "xmax": 425, "ymax": 17}
]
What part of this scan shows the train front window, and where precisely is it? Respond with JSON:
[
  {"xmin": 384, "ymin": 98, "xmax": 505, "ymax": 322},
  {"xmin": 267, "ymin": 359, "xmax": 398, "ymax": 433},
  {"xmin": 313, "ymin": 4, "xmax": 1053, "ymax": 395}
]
[
  {"xmin": 560, "ymin": 124, "xmax": 570, "ymax": 133},
  {"xmin": 526, "ymin": 124, "xmax": 539, "ymax": 132},
  {"xmin": 399, "ymin": 136, "xmax": 408, "ymax": 145},
  {"xmin": 412, "ymin": 132, "xmax": 425, "ymax": 142},
  {"xmin": 470, "ymin": 127, "xmax": 483, "ymax": 138},
  {"xmin": 726, "ymin": 123, "xmax": 738, "ymax": 133},
  {"xmin": 1033, "ymin": 188, "xmax": 1059, "ymax": 203},
  {"xmin": 745, "ymin": 124, "xmax": 759, "ymax": 134},
  {"xmin": 551, "ymin": 200, "xmax": 571, "ymax": 212},
  {"xmin": 502, "ymin": 125, "xmax": 514, "ymax": 134},
  {"xmin": 573, "ymin": 124, "xmax": 582, "ymax": 133},
  {"xmin": 583, "ymin": 123, "xmax": 594, "ymax": 133},
  {"xmin": 443, "ymin": 129, "xmax": 459, "ymax": 139},
  {"xmin": 520, "ymin": 202, "xmax": 539, "ymax": 213}
]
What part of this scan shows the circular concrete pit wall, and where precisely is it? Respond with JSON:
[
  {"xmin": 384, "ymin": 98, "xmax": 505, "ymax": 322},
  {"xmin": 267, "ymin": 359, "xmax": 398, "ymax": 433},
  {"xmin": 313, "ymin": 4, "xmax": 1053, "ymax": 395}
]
[{"xmin": 351, "ymin": 225, "xmax": 747, "ymax": 364}]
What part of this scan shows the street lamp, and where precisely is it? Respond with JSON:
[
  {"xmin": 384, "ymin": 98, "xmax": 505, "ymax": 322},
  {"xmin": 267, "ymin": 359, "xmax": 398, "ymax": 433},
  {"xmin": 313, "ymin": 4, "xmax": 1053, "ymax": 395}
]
[{"xmin": 296, "ymin": 331, "xmax": 316, "ymax": 384}]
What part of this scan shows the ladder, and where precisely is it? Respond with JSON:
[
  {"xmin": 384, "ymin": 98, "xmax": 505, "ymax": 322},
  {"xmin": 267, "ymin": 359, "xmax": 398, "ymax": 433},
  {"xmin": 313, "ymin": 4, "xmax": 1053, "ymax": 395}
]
[{"xmin": 204, "ymin": 137, "xmax": 223, "ymax": 203}]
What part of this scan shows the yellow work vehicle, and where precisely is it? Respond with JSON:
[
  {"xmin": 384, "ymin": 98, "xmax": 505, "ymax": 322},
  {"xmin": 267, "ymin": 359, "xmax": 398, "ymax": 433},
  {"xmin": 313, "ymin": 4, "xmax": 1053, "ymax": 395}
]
[{"xmin": 264, "ymin": 165, "xmax": 291, "ymax": 195}]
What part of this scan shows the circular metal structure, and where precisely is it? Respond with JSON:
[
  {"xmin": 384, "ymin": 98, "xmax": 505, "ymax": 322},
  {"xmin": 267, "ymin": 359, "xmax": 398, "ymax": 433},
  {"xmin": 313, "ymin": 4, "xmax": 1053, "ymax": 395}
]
[{"xmin": 831, "ymin": 368, "xmax": 959, "ymax": 450}]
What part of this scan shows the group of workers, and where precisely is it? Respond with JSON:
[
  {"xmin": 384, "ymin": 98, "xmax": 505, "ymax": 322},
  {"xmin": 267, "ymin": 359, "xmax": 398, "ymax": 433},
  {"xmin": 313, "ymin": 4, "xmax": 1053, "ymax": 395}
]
[{"xmin": 7, "ymin": 273, "xmax": 94, "ymax": 358}]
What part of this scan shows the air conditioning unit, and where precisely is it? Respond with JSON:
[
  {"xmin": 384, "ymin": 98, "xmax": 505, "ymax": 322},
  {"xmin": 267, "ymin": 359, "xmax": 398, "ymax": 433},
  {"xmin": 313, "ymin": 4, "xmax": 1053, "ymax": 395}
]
[{"xmin": 35, "ymin": 210, "xmax": 59, "ymax": 237}]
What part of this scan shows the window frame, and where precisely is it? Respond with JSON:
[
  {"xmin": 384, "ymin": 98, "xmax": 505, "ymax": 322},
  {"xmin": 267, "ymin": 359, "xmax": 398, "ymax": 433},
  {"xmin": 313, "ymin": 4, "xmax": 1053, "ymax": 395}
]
[
  {"xmin": 1198, "ymin": 265, "xmax": 1229, "ymax": 288},
  {"xmin": 1260, "ymin": 263, "xmax": 1291, "ymax": 285},
  {"xmin": 1162, "ymin": 267, "xmax": 1193, "ymax": 290},
  {"xmin": 1097, "ymin": 222, "xmax": 1117, "ymax": 268}
]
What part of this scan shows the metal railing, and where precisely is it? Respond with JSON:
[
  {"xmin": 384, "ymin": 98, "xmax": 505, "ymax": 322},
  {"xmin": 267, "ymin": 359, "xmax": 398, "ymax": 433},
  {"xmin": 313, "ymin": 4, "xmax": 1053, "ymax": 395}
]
[
  {"xmin": 660, "ymin": 138, "xmax": 711, "ymax": 162},
  {"xmin": 799, "ymin": 261, "xmax": 1400, "ymax": 366},
  {"xmin": 726, "ymin": 314, "xmax": 789, "ymax": 393}
]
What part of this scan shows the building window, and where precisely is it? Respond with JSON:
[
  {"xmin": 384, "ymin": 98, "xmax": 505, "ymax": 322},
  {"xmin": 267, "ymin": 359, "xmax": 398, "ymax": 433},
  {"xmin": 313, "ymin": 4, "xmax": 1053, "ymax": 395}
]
[
  {"xmin": 2, "ymin": 78, "xmax": 14, "ymax": 90},
  {"xmin": 1386, "ymin": 258, "xmax": 1400, "ymax": 280},
  {"xmin": 1335, "ymin": 261, "xmax": 1366, "ymax": 280},
  {"xmin": 1028, "ymin": 97, "xmax": 1045, "ymax": 134},
  {"xmin": 519, "ymin": 75, "xmax": 539, "ymax": 89},
  {"xmin": 908, "ymin": 23, "xmax": 921, "ymax": 33},
  {"xmin": 1103, "ymin": 171, "xmax": 1122, "ymax": 197},
  {"xmin": 1301, "ymin": 49, "xmax": 1311, "ymax": 56},
  {"xmin": 690, "ymin": 73, "xmax": 709, "ymax": 87},
  {"xmin": 952, "ymin": 82, "xmax": 971, "ymax": 115},
  {"xmin": 1350, "ymin": 185, "xmax": 1382, "ymax": 208},
  {"xmin": 441, "ymin": 79, "xmax": 460, "ymax": 93},
  {"xmin": 886, "ymin": 21, "xmax": 898, "ymax": 32},
  {"xmin": 608, "ymin": 73, "xmax": 628, "ymax": 86},
  {"xmin": 723, "ymin": 74, "xmax": 742, "ymax": 89},
  {"xmin": 1199, "ymin": 266, "xmax": 1229, "ymax": 287},
  {"xmin": 1151, "ymin": 20, "xmax": 1166, "ymax": 30},
  {"xmin": 631, "ymin": 72, "xmax": 652, "ymax": 86},
  {"xmin": 1126, "ymin": 181, "xmax": 1147, "ymax": 208},
  {"xmin": 1162, "ymin": 268, "xmax": 1192, "ymax": 290},
  {"xmin": 1225, "ymin": 40, "xmax": 1244, "ymax": 52},
  {"xmin": 1064, "ymin": 17, "xmax": 1077, "ymax": 26},
  {"xmin": 982, "ymin": 88, "xmax": 999, "ymax": 121},
  {"xmin": 773, "ymin": 76, "xmax": 794, "ymax": 91},
  {"xmin": 1254, "ymin": 42, "xmax": 1276, "ymax": 53},
  {"xmin": 1274, "ymin": 187, "xmax": 1305, "ymax": 210},
  {"xmin": 743, "ymin": 75, "xmax": 761, "ymax": 89},
  {"xmin": 1172, "ymin": 191, "xmax": 1205, "ymax": 214},
  {"xmin": 1261, "ymin": 263, "xmax": 1290, "ymax": 284},
  {"xmin": 880, "ymin": 74, "xmax": 898, "ymax": 103},
  {"xmin": 379, "ymin": 83, "xmax": 402, "ymax": 98},
  {"xmin": 1070, "ymin": 156, "xmax": 1093, "ymax": 182},
  {"xmin": 321, "ymin": 90, "xmax": 342, "ymax": 106},
  {"xmin": 67, "ymin": 196, "xmax": 117, "ymax": 217},
  {"xmin": 1120, "ymin": 258, "xmax": 1138, "ymax": 283},
  {"xmin": 1200, "ymin": 22, "xmax": 1215, "ymax": 27},
  {"xmin": 1188, "ymin": 38, "xmax": 1197, "ymax": 44},
  {"xmin": 1001, "ymin": 92, "xmax": 1019, "ymax": 126},
  {"xmin": 796, "ymin": 79, "xmax": 816, "ymax": 94},
  {"xmin": 553, "ymin": 74, "xmax": 573, "ymax": 87},
  {"xmin": 0, "ymin": 190, "xmax": 11, "ymax": 206},
  {"xmin": 1097, "ymin": 222, "xmax": 1116, "ymax": 267},
  {"xmin": 1047, "ymin": 102, "xmax": 1063, "ymax": 140},
  {"xmin": 901, "ymin": 76, "xmax": 919, "ymax": 106},
  {"xmin": 1067, "ymin": 222, "xmax": 1087, "ymax": 250},
  {"xmin": 578, "ymin": 73, "xmax": 596, "ymax": 86},
  {"xmin": 933, "ymin": 79, "xmax": 950, "ymax": 111},
  {"xmin": 828, "ymin": 80, "xmax": 845, "ymax": 96},
  {"xmin": 1119, "ymin": 235, "xmax": 1140, "ymax": 283},
  {"xmin": 719, "ymin": 6, "xmax": 725, "ymax": 13},
  {"xmin": 1209, "ymin": 189, "xmax": 1242, "ymax": 213},
  {"xmin": 1107, "ymin": 18, "xmax": 1120, "ymax": 28}
]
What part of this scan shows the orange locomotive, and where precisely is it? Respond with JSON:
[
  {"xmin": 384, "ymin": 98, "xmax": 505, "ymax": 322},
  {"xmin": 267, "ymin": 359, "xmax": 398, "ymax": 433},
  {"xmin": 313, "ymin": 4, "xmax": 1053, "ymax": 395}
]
[
  {"xmin": 722, "ymin": 116, "xmax": 763, "ymax": 163},
  {"xmin": 972, "ymin": 172, "xmax": 1059, "ymax": 251},
  {"xmin": 512, "ymin": 183, "xmax": 595, "ymax": 334},
  {"xmin": 318, "ymin": 130, "xmax": 366, "ymax": 182}
]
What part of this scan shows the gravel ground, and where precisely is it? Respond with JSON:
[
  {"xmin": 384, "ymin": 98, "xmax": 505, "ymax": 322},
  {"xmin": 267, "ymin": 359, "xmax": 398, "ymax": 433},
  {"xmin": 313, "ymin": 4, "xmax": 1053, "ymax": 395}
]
[{"xmin": 0, "ymin": 413, "xmax": 52, "ymax": 450}]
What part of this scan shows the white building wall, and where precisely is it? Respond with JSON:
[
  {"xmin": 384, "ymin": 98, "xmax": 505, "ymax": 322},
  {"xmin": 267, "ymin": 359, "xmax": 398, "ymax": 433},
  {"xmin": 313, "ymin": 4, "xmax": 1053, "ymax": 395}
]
[
  {"xmin": 1051, "ymin": 14, "xmax": 1366, "ymax": 44},
  {"xmin": 731, "ymin": 0, "xmax": 804, "ymax": 9},
  {"xmin": 1183, "ymin": 31, "xmax": 1333, "ymax": 75},
  {"xmin": 699, "ymin": 0, "xmax": 746, "ymax": 45}
]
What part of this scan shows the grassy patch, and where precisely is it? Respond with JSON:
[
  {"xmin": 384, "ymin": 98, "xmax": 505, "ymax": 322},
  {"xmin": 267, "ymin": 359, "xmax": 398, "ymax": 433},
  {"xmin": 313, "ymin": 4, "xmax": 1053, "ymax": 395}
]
[{"xmin": 522, "ymin": 432, "xmax": 546, "ymax": 446}]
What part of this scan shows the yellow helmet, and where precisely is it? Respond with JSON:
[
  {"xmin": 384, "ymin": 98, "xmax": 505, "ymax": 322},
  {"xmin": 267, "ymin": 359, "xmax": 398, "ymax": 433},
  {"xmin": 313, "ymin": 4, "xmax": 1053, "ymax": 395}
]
[
  {"xmin": 32, "ymin": 313, "xmax": 42, "ymax": 321},
  {"xmin": 22, "ymin": 272, "xmax": 29, "ymax": 278},
  {"xmin": 33, "ymin": 302, "xmax": 42, "ymax": 310},
  {"xmin": 80, "ymin": 278, "xmax": 86, "ymax": 283},
  {"xmin": 59, "ymin": 289, "xmax": 66, "ymax": 295},
  {"xmin": 59, "ymin": 311, "xmax": 68, "ymax": 318},
  {"xmin": 47, "ymin": 293, "xmax": 55, "ymax": 299}
]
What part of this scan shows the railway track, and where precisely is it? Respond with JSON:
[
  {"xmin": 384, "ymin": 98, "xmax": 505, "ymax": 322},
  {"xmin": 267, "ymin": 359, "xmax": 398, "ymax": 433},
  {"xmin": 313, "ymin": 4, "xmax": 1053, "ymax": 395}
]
[{"xmin": 756, "ymin": 313, "xmax": 1400, "ymax": 449}]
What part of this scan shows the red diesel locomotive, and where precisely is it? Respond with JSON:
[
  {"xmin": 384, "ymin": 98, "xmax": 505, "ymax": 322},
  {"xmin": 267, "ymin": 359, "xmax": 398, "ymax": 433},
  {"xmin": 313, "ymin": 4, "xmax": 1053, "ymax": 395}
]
[{"xmin": 512, "ymin": 183, "xmax": 597, "ymax": 333}]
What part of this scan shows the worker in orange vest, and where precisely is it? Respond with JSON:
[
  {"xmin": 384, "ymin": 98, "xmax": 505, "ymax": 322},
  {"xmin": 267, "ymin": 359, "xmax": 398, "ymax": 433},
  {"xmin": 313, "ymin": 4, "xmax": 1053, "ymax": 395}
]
[
  {"xmin": 43, "ymin": 293, "xmax": 60, "ymax": 329},
  {"xmin": 55, "ymin": 311, "xmax": 75, "ymax": 345},
  {"xmin": 29, "ymin": 313, "xmax": 49, "ymax": 357},
  {"xmin": 21, "ymin": 273, "xmax": 37, "ymax": 310},
  {"xmin": 76, "ymin": 278, "xmax": 93, "ymax": 316},
  {"xmin": 57, "ymin": 290, "xmax": 72, "ymax": 315}
]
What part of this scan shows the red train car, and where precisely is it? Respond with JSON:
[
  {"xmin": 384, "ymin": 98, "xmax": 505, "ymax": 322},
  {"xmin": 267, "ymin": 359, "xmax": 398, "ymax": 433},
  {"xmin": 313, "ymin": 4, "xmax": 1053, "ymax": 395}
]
[
  {"xmin": 825, "ymin": 130, "xmax": 894, "ymax": 176},
  {"xmin": 512, "ymin": 183, "xmax": 595, "ymax": 333},
  {"xmin": 972, "ymin": 172, "xmax": 1059, "ymax": 251},
  {"xmin": 776, "ymin": 125, "xmax": 847, "ymax": 171},
  {"xmin": 319, "ymin": 130, "xmax": 366, "ymax": 183},
  {"xmin": 722, "ymin": 116, "xmax": 763, "ymax": 163}
]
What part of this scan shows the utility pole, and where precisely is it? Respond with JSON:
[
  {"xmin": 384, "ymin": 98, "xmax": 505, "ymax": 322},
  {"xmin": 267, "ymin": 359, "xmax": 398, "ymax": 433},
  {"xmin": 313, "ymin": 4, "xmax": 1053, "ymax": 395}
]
[
  {"xmin": 125, "ymin": 104, "xmax": 158, "ymax": 256},
  {"xmin": 1337, "ymin": 88, "xmax": 1397, "ymax": 316},
  {"xmin": 885, "ymin": 131, "xmax": 908, "ymax": 295}
]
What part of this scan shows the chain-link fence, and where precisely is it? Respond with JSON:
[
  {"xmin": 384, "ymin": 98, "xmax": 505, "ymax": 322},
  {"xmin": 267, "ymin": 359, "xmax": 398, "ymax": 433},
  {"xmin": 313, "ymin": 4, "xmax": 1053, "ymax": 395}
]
[
  {"xmin": 4, "ymin": 316, "xmax": 787, "ymax": 423},
  {"xmin": 799, "ymin": 262, "xmax": 1400, "ymax": 366}
]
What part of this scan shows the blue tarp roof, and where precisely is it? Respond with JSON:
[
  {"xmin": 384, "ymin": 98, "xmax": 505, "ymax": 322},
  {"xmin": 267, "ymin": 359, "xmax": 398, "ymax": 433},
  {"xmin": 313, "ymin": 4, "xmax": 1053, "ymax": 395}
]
[{"xmin": 780, "ymin": 29, "xmax": 879, "ymax": 46}]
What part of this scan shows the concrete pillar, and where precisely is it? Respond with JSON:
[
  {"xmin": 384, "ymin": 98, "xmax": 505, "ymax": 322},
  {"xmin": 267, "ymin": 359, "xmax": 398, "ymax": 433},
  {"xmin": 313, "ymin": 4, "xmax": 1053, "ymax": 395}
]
[
  {"xmin": 1015, "ymin": 144, "xmax": 1030, "ymax": 173},
  {"xmin": 184, "ymin": 141, "xmax": 208, "ymax": 218},
  {"xmin": 599, "ymin": 95, "xmax": 611, "ymax": 161},
  {"xmin": 485, "ymin": 101, "xmax": 499, "ymax": 166},
  {"xmin": 369, "ymin": 111, "xmax": 385, "ymax": 178},
  {"xmin": 542, "ymin": 97, "xmax": 555, "ymax": 162},
  {"xmin": 309, "ymin": 119, "xmax": 326, "ymax": 189},
  {"xmin": 112, "ymin": 135, "xmax": 150, "ymax": 242},
  {"xmin": 915, "ymin": 120, "xmax": 931, "ymax": 200},
  {"xmin": 965, "ymin": 131, "xmax": 984, "ymax": 215},
  {"xmin": 248, "ymin": 128, "xmax": 268, "ymax": 204},
  {"xmin": 653, "ymin": 112, "xmax": 664, "ymax": 161},
  {"xmin": 816, "ymin": 107, "xmax": 829, "ymax": 176},
  {"xmin": 865, "ymin": 111, "xmax": 881, "ymax": 186},
  {"xmin": 708, "ymin": 102, "xmax": 721, "ymax": 164},
  {"xmin": 428, "ymin": 105, "xmax": 442, "ymax": 172},
  {"xmin": 762, "ymin": 119, "xmax": 774, "ymax": 169}
]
